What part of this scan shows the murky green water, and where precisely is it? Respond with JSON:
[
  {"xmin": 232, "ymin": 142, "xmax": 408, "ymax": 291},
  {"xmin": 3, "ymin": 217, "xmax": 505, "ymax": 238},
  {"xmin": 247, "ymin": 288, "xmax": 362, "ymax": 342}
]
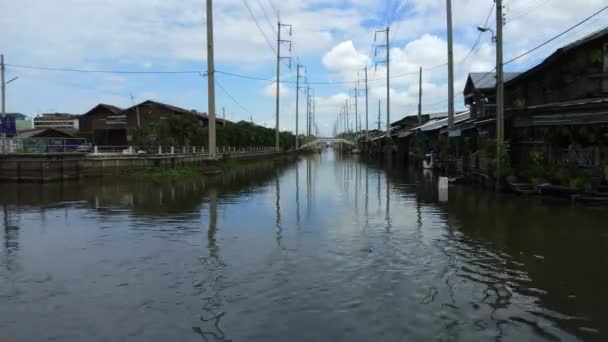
[{"xmin": 1, "ymin": 151, "xmax": 607, "ymax": 341}]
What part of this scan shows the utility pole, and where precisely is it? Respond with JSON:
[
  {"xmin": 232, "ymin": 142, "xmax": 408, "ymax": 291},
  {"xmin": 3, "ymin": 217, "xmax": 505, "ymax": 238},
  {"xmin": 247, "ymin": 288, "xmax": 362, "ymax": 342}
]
[
  {"xmin": 496, "ymin": 0, "xmax": 505, "ymax": 189},
  {"xmin": 386, "ymin": 27, "xmax": 390, "ymax": 134},
  {"xmin": 206, "ymin": 0, "xmax": 217, "ymax": 159},
  {"xmin": 130, "ymin": 93, "xmax": 141, "ymax": 128},
  {"xmin": 354, "ymin": 87, "xmax": 358, "ymax": 135},
  {"xmin": 345, "ymin": 99, "xmax": 349, "ymax": 135},
  {"xmin": 446, "ymin": 0, "xmax": 455, "ymax": 127},
  {"xmin": 312, "ymin": 88, "xmax": 316, "ymax": 137},
  {"xmin": 365, "ymin": 66, "xmax": 369, "ymax": 141},
  {"xmin": 374, "ymin": 27, "xmax": 390, "ymax": 134},
  {"xmin": 1, "ymin": 54, "xmax": 5, "ymax": 154},
  {"xmin": 418, "ymin": 66, "xmax": 423, "ymax": 125},
  {"xmin": 275, "ymin": 21, "xmax": 293, "ymax": 151},
  {"xmin": 306, "ymin": 87, "xmax": 311, "ymax": 136},
  {"xmin": 377, "ymin": 99, "xmax": 381, "ymax": 131},
  {"xmin": 295, "ymin": 64, "xmax": 303, "ymax": 149},
  {"xmin": 222, "ymin": 106, "xmax": 226, "ymax": 127}
]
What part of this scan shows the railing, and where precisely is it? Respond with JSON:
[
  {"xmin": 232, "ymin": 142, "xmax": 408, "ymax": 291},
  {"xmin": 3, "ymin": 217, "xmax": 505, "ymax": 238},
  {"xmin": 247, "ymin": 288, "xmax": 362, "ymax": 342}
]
[
  {"xmin": 557, "ymin": 147, "xmax": 600, "ymax": 168},
  {"xmin": 0, "ymin": 138, "xmax": 88, "ymax": 153},
  {"xmin": 0, "ymin": 139, "xmax": 277, "ymax": 156},
  {"xmin": 89, "ymin": 145, "xmax": 277, "ymax": 156}
]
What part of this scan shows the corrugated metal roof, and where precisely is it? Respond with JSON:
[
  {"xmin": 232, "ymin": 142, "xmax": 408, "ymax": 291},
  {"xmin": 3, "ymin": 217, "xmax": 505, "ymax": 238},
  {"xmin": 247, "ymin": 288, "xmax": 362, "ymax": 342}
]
[
  {"xmin": 414, "ymin": 111, "xmax": 471, "ymax": 131},
  {"xmin": 469, "ymin": 72, "xmax": 522, "ymax": 90}
]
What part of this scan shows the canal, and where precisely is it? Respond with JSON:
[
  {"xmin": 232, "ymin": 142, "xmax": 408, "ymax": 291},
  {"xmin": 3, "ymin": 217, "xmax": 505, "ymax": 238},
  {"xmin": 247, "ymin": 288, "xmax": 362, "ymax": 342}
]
[{"xmin": 1, "ymin": 150, "xmax": 607, "ymax": 341}]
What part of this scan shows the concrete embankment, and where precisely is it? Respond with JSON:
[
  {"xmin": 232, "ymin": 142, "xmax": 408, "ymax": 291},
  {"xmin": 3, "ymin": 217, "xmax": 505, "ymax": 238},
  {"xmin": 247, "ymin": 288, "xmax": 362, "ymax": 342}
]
[{"xmin": 0, "ymin": 151, "xmax": 293, "ymax": 182}]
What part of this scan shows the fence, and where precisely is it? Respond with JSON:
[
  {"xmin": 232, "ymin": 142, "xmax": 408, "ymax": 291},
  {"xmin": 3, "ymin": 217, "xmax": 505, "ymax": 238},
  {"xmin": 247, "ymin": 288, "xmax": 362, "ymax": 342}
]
[
  {"xmin": 87, "ymin": 145, "xmax": 277, "ymax": 156},
  {"xmin": 557, "ymin": 147, "xmax": 600, "ymax": 168},
  {"xmin": 0, "ymin": 138, "xmax": 88, "ymax": 154},
  {"xmin": 0, "ymin": 138, "xmax": 278, "ymax": 156}
]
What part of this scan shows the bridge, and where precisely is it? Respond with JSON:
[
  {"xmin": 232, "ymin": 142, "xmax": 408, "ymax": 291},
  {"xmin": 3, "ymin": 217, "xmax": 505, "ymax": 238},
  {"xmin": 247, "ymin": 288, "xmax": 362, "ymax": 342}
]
[{"xmin": 298, "ymin": 137, "xmax": 356, "ymax": 150}]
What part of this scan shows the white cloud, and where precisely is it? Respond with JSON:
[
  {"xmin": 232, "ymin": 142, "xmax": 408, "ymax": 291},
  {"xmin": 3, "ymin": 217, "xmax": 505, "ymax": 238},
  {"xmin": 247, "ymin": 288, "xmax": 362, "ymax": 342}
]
[{"xmin": 263, "ymin": 82, "xmax": 289, "ymax": 97}]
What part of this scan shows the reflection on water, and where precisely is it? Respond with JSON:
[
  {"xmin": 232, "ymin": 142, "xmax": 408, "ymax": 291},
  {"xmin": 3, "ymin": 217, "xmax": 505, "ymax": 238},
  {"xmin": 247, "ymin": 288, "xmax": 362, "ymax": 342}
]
[{"xmin": 1, "ymin": 151, "xmax": 607, "ymax": 341}]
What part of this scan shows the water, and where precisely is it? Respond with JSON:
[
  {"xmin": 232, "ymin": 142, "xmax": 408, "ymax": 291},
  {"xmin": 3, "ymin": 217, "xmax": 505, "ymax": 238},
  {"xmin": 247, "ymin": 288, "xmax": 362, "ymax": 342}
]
[{"xmin": 1, "ymin": 150, "xmax": 607, "ymax": 341}]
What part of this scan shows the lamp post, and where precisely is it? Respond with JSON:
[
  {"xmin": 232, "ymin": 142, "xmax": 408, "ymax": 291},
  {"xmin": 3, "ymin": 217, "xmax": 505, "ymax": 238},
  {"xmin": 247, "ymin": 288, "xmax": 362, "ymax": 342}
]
[{"xmin": 478, "ymin": 22, "xmax": 504, "ymax": 190}]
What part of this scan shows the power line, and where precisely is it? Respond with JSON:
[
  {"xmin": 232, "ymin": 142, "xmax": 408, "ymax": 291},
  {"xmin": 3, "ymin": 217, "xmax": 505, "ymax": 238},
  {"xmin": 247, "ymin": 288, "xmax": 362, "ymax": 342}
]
[
  {"xmin": 458, "ymin": 2, "xmax": 495, "ymax": 64},
  {"xmin": 504, "ymin": 4, "xmax": 608, "ymax": 65},
  {"xmin": 5, "ymin": 63, "xmax": 202, "ymax": 74},
  {"xmin": 255, "ymin": 0, "xmax": 277, "ymax": 35},
  {"xmin": 216, "ymin": 78, "xmax": 250, "ymax": 113},
  {"xmin": 241, "ymin": 0, "xmax": 277, "ymax": 55}
]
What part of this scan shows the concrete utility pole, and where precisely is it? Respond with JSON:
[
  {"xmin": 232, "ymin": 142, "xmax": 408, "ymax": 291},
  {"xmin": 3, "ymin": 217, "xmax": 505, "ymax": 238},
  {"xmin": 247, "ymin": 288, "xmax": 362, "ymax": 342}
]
[
  {"xmin": 365, "ymin": 66, "xmax": 369, "ymax": 141},
  {"xmin": 295, "ymin": 64, "xmax": 302, "ymax": 149},
  {"xmin": 374, "ymin": 27, "xmax": 390, "ymax": 134},
  {"xmin": 345, "ymin": 99, "xmax": 349, "ymax": 134},
  {"xmin": 206, "ymin": 0, "xmax": 217, "ymax": 159},
  {"xmin": 312, "ymin": 88, "xmax": 316, "ymax": 136},
  {"xmin": 222, "ymin": 106, "xmax": 226, "ymax": 127},
  {"xmin": 275, "ymin": 21, "xmax": 293, "ymax": 151},
  {"xmin": 1, "ymin": 54, "xmax": 6, "ymax": 154},
  {"xmin": 496, "ymin": 0, "xmax": 505, "ymax": 189},
  {"xmin": 377, "ymin": 99, "xmax": 381, "ymax": 131},
  {"xmin": 386, "ymin": 27, "xmax": 390, "ymax": 134},
  {"xmin": 418, "ymin": 66, "xmax": 423, "ymax": 125},
  {"xmin": 446, "ymin": 0, "xmax": 455, "ymax": 127},
  {"xmin": 354, "ymin": 87, "xmax": 358, "ymax": 134}
]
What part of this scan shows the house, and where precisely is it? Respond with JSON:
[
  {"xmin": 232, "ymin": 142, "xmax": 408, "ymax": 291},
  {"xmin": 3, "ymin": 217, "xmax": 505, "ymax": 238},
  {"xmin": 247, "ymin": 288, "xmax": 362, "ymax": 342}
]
[
  {"xmin": 503, "ymin": 27, "xmax": 608, "ymax": 172},
  {"xmin": 463, "ymin": 72, "xmax": 521, "ymax": 120},
  {"xmin": 78, "ymin": 104, "xmax": 125, "ymax": 145},
  {"xmin": 33, "ymin": 113, "xmax": 79, "ymax": 132},
  {"xmin": 79, "ymin": 100, "xmax": 231, "ymax": 146}
]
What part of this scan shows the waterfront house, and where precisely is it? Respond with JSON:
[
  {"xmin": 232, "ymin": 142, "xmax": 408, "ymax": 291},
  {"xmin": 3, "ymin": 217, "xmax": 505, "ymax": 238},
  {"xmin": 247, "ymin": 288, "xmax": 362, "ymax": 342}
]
[
  {"xmin": 503, "ymin": 27, "xmax": 608, "ymax": 183},
  {"xmin": 460, "ymin": 26, "xmax": 608, "ymax": 184},
  {"xmin": 79, "ymin": 100, "xmax": 230, "ymax": 146},
  {"xmin": 464, "ymin": 72, "xmax": 521, "ymax": 120},
  {"xmin": 78, "ymin": 104, "xmax": 125, "ymax": 145}
]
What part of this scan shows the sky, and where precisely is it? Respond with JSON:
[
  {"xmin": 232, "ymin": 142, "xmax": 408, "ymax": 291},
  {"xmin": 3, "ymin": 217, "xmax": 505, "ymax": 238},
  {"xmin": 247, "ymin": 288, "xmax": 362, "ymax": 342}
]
[{"xmin": 1, "ymin": 0, "xmax": 607, "ymax": 136}]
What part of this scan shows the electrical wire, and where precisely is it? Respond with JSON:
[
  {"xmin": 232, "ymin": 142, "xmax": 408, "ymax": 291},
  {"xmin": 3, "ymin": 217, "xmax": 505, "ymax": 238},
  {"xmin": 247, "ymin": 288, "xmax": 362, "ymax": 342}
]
[
  {"xmin": 504, "ymin": 4, "xmax": 608, "ymax": 65},
  {"xmin": 242, "ymin": 0, "xmax": 277, "ymax": 55},
  {"xmin": 458, "ymin": 2, "xmax": 495, "ymax": 64},
  {"xmin": 216, "ymin": 78, "xmax": 250, "ymax": 113},
  {"xmin": 5, "ymin": 64, "xmax": 202, "ymax": 74},
  {"xmin": 255, "ymin": 0, "xmax": 277, "ymax": 35}
]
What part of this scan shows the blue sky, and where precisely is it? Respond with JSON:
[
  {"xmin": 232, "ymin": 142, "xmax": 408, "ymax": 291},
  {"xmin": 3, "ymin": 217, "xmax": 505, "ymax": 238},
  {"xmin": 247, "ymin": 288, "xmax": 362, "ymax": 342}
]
[{"xmin": 1, "ymin": 0, "xmax": 607, "ymax": 135}]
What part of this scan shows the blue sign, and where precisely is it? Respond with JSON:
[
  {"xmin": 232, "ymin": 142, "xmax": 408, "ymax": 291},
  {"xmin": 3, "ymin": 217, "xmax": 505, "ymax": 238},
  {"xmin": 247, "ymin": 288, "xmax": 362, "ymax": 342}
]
[{"xmin": 1, "ymin": 117, "xmax": 17, "ymax": 134}]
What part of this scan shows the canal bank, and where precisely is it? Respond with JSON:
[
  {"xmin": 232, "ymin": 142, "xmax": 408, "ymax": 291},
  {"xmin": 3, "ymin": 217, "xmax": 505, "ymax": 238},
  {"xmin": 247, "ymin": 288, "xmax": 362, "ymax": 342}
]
[{"xmin": 0, "ymin": 150, "xmax": 301, "ymax": 182}]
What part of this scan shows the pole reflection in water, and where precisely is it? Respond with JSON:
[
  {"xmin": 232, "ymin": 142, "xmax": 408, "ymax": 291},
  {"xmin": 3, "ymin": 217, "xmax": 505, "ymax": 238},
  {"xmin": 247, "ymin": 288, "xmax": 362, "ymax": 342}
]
[
  {"xmin": 295, "ymin": 163, "xmax": 300, "ymax": 226},
  {"xmin": 193, "ymin": 186, "xmax": 228, "ymax": 341},
  {"xmin": 275, "ymin": 174, "xmax": 282, "ymax": 246}
]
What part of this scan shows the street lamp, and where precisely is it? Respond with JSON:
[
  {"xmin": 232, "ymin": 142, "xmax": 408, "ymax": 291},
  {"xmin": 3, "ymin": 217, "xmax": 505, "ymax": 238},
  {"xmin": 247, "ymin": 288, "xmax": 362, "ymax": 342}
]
[{"xmin": 477, "ymin": 26, "xmax": 496, "ymax": 42}]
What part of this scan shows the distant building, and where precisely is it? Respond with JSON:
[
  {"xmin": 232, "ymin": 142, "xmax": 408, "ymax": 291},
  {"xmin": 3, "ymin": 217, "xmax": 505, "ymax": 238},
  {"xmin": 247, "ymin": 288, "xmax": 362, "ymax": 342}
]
[
  {"xmin": 6, "ymin": 113, "xmax": 33, "ymax": 131},
  {"xmin": 79, "ymin": 100, "xmax": 231, "ymax": 145},
  {"xmin": 33, "ymin": 113, "xmax": 79, "ymax": 132}
]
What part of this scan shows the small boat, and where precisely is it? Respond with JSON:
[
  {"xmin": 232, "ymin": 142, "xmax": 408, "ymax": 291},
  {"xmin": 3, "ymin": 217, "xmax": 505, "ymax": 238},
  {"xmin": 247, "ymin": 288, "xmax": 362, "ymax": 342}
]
[
  {"xmin": 352, "ymin": 148, "xmax": 361, "ymax": 154},
  {"xmin": 506, "ymin": 176, "xmax": 538, "ymax": 196}
]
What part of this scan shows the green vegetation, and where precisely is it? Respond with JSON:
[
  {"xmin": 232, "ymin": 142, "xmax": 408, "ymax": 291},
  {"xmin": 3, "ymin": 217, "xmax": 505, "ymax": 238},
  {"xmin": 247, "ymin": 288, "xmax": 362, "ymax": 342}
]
[
  {"xmin": 132, "ymin": 117, "xmax": 304, "ymax": 151},
  {"xmin": 484, "ymin": 139, "xmax": 513, "ymax": 180}
]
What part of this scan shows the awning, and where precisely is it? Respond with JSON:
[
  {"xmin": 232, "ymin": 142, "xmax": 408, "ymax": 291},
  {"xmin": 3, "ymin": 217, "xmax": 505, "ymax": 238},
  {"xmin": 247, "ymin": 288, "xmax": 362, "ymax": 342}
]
[{"xmin": 414, "ymin": 111, "xmax": 471, "ymax": 132}]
